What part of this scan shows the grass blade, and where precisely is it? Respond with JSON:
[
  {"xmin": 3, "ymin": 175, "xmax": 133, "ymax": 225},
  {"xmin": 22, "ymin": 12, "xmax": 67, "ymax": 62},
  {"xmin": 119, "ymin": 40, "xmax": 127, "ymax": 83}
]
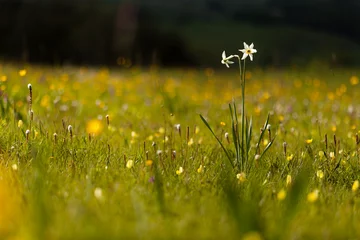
[{"xmin": 200, "ymin": 114, "xmax": 234, "ymax": 168}]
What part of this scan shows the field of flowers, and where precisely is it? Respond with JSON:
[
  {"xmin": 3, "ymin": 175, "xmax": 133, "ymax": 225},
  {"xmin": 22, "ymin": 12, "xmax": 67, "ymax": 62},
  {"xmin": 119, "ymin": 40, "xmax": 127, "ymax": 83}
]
[{"xmin": 0, "ymin": 57, "xmax": 359, "ymax": 239}]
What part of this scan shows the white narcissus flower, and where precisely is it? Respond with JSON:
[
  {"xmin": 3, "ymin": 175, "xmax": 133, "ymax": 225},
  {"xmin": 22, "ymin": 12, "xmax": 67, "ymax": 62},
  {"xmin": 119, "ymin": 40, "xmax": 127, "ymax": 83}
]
[
  {"xmin": 239, "ymin": 42, "xmax": 257, "ymax": 61},
  {"xmin": 221, "ymin": 51, "xmax": 235, "ymax": 68}
]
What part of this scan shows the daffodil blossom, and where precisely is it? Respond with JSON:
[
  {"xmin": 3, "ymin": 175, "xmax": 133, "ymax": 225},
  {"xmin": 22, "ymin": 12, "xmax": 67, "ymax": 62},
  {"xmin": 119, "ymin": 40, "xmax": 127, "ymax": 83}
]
[
  {"xmin": 221, "ymin": 51, "xmax": 236, "ymax": 68},
  {"xmin": 239, "ymin": 42, "xmax": 257, "ymax": 61}
]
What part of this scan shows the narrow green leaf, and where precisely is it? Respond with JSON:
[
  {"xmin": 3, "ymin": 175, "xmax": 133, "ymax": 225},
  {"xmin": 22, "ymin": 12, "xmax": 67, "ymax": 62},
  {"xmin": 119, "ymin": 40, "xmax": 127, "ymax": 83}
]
[
  {"xmin": 200, "ymin": 114, "xmax": 234, "ymax": 168},
  {"xmin": 247, "ymin": 117, "xmax": 252, "ymax": 154},
  {"xmin": 229, "ymin": 103, "xmax": 240, "ymax": 167},
  {"xmin": 260, "ymin": 134, "xmax": 276, "ymax": 159}
]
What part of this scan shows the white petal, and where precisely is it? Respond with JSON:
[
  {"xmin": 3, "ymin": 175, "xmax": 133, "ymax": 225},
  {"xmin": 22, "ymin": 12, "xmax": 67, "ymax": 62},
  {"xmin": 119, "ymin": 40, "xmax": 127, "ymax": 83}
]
[
  {"xmin": 222, "ymin": 51, "xmax": 226, "ymax": 59},
  {"xmin": 228, "ymin": 60, "xmax": 234, "ymax": 64},
  {"xmin": 252, "ymin": 49, "xmax": 257, "ymax": 53},
  {"xmin": 225, "ymin": 63, "xmax": 230, "ymax": 68},
  {"xmin": 239, "ymin": 49, "xmax": 246, "ymax": 53},
  {"xmin": 249, "ymin": 43, "xmax": 254, "ymax": 49},
  {"xmin": 243, "ymin": 42, "xmax": 249, "ymax": 49},
  {"xmin": 241, "ymin": 53, "xmax": 248, "ymax": 60},
  {"xmin": 249, "ymin": 54, "xmax": 253, "ymax": 61}
]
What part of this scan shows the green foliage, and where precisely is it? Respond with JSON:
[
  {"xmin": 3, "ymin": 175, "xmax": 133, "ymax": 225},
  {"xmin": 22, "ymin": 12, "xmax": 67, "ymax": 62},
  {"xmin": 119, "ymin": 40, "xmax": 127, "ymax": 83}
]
[{"xmin": 0, "ymin": 64, "xmax": 359, "ymax": 239}]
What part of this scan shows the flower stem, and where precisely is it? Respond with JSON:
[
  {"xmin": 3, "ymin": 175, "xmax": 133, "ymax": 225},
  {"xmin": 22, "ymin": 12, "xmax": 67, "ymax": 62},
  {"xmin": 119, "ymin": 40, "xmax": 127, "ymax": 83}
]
[{"xmin": 241, "ymin": 59, "xmax": 246, "ymax": 171}]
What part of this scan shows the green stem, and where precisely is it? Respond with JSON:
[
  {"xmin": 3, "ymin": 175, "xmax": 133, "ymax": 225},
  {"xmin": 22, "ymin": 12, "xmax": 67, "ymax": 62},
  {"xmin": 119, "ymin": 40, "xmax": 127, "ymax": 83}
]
[
  {"xmin": 241, "ymin": 59, "xmax": 246, "ymax": 172},
  {"xmin": 237, "ymin": 56, "xmax": 242, "ymax": 170}
]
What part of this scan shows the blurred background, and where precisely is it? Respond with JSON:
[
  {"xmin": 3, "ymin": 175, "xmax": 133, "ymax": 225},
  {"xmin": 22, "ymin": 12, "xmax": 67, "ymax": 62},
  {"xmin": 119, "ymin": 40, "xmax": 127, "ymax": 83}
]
[{"xmin": 0, "ymin": 0, "xmax": 359, "ymax": 68}]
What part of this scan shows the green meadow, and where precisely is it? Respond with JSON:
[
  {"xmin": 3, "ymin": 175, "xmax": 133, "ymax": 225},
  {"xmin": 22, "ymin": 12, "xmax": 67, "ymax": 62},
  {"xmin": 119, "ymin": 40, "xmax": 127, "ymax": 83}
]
[{"xmin": 0, "ymin": 61, "xmax": 359, "ymax": 239}]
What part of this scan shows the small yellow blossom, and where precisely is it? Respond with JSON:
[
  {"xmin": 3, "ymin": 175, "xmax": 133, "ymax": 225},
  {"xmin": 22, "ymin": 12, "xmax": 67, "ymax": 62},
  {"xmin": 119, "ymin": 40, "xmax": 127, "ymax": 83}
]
[
  {"xmin": 316, "ymin": 170, "xmax": 324, "ymax": 179},
  {"xmin": 195, "ymin": 126, "xmax": 200, "ymax": 134},
  {"xmin": 145, "ymin": 160, "xmax": 153, "ymax": 166},
  {"xmin": 263, "ymin": 139, "xmax": 269, "ymax": 146},
  {"xmin": 158, "ymin": 127, "xmax": 165, "ymax": 134},
  {"xmin": 220, "ymin": 122, "xmax": 226, "ymax": 126},
  {"xmin": 86, "ymin": 119, "xmax": 103, "ymax": 135},
  {"xmin": 176, "ymin": 167, "xmax": 184, "ymax": 175},
  {"xmin": 19, "ymin": 69, "xmax": 27, "ymax": 77},
  {"xmin": 307, "ymin": 189, "xmax": 319, "ymax": 203},
  {"xmin": 286, "ymin": 175, "xmax": 292, "ymax": 187},
  {"xmin": 197, "ymin": 165, "xmax": 204, "ymax": 173},
  {"xmin": 350, "ymin": 76, "xmax": 359, "ymax": 85},
  {"xmin": 126, "ymin": 160, "xmax": 134, "ymax": 169},
  {"xmin": 11, "ymin": 164, "xmax": 18, "ymax": 171},
  {"xmin": 0, "ymin": 75, "xmax": 7, "ymax": 82},
  {"xmin": 277, "ymin": 189, "xmax": 286, "ymax": 201},
  {"xmin": 94, "ymin": 187, "xmax": 103, "ymax": 200},
  {"xmin": 286, "ymin": 154, "xmax": 294, "ymax": 161},
  {"xmin": 17, "ymin": 120, "xmax": 23, "ymax": 128},
  {"xmin": 131, "ymin": 131, "xmax": 138, "ymax": 138},
  {"xmin": 329, "ymin": 152, "xmax": 335, "ymax": 159},
  {"xmin": 352, "ymin": 180, "xmax": 359, "ymax": 192},
  {"xmin": 318, "ymin": 151, "xmax": 324, "ymax": 159},
  {"xmin": 188, "ymin": 138, "xmax": 194, "ymax": 146},
  {"xmin": 305, "ymin": 139, "xmax": 313, "ymax": 144},
  {"xmin": 236, "ymin": 172, "xmax": 246, "ymax": 182}
]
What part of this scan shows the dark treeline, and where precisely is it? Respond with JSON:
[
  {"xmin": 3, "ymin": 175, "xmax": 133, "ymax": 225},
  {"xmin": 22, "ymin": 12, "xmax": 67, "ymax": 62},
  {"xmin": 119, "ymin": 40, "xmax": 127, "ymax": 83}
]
[{"xmin": 0, "ymin": 0, "xmax": 359, "ymax": 67}]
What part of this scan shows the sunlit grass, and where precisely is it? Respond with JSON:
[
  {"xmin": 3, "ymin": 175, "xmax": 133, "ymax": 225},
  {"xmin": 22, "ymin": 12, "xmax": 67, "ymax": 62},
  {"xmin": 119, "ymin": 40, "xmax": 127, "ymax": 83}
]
[{"xmin": 0, "ymin": 63, "xmax": 359, "ymax": 239}]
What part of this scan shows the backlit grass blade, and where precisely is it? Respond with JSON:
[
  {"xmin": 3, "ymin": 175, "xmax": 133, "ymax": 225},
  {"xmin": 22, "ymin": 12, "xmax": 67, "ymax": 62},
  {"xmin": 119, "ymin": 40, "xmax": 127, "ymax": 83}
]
[
  {"xmin": 260, "ymin": 134, "xmax": 276, "ymax": 159},
  {"xmin": 255, "ymin": 113, "xmax": 270, "ymax": 153},
  {"xmin": 200, "ymin": 114, "xmax": 234, "ymax": 168}
]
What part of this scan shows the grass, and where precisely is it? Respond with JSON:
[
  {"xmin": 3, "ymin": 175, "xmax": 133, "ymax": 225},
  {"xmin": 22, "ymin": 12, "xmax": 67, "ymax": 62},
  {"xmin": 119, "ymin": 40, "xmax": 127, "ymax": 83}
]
[{"xmin": 0, "ymin": 63, "xmax": 359, "ymax": 239}]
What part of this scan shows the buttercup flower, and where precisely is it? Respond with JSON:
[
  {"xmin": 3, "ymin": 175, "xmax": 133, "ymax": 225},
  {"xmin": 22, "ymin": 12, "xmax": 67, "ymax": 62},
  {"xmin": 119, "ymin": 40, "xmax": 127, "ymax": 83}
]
[
  {"xmin": 239, "ymin": 42, "xmax": 257, "ymax": 61},
  {"xmin": 221, "ymin": 51, "xmax": 235, "ymax": 68}
]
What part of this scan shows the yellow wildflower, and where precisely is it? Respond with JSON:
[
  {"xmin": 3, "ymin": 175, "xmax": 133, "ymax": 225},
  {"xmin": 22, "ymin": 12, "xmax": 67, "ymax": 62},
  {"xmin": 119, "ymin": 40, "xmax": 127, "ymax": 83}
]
[
  {"xmin": 197, "ymin": 165, "xmax": 204, "ymax": 173},
  {"xmin": 176, "ymin": 167, "xmax": 184, "ymax": 175},
  {"xmin": 236, "ymin": 172, "xmax": 246, "ymax": 182},
  {"xmin": 286, "ymin": 154, "xmax": 294, "ymax": 161},
  {"xmin": 307, "ymin": 189, "xmax": 319, "ymax": 203},
  {"xmin": 17, "ymin": 120, "xmax": 23, "ymax": 128},
  {"xmin": 11, "ymin": 164, "xmax": 18, "ymax": 171},
  {"xmin": 86, "ymin": 119, "xmax": 103, "ymax": 135},
  {"xmin": 145, "ymin": 160, "xmax": 153, "ymax": 166},
  {"xmin": 305, "ymin": 139, "xmax": 313, "ymax": 144},
  {"xmin": 158, "ymin": 127, "xmax": 165, "ymax": 134},
  {"xmin": 350, "ymin": 76, "xmax": 359, "ymax": 85},
  {"xmin": 352, "ymin": 180, "xmax": 359, "ymax": 192},
  {"xmin": 19, "ymin": 69, "xmax": 27, "ymax": 77},
  {"xmin": 277, "ymin": 189, "xmax": 286, "ymax": 201},
  {"xmin": 316, "ymin": 170, "xmax": 324, "ymax": 179},
  {"xmin": 126, "ymin": 160, "xmax": 134, "ymax": 169},
  {"xmin": 131, "ymin": 131, "xmax": 138, "ymax": 138},
  {"xmin": 195, "ymin": 126, "xmax": 200, "ymax": 134}
]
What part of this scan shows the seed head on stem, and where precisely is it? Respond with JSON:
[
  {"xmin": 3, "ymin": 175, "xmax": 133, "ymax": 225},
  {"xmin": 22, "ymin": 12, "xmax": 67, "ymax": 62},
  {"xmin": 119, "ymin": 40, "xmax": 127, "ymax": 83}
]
[
  {"xmin": 53, "ymin": 133, "xmax": 58, "ymax": 144},
  {"xmin": 25, "ymin": 129, "xmax": 30, "ymax": 141},
  {"xmin": 106, "ymin": 114, "xmax": 110, "ymax": 126},
  {"xmin": 68, "ymin": 125, "xmax": 73, "ymax": 139}
]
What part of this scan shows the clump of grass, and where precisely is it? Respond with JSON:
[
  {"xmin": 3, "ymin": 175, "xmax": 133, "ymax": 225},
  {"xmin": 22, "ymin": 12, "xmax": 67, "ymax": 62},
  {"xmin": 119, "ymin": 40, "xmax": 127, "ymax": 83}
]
[{"xmin": 200, "ymin": 43, "xmax": 275, "ymax": 173}]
